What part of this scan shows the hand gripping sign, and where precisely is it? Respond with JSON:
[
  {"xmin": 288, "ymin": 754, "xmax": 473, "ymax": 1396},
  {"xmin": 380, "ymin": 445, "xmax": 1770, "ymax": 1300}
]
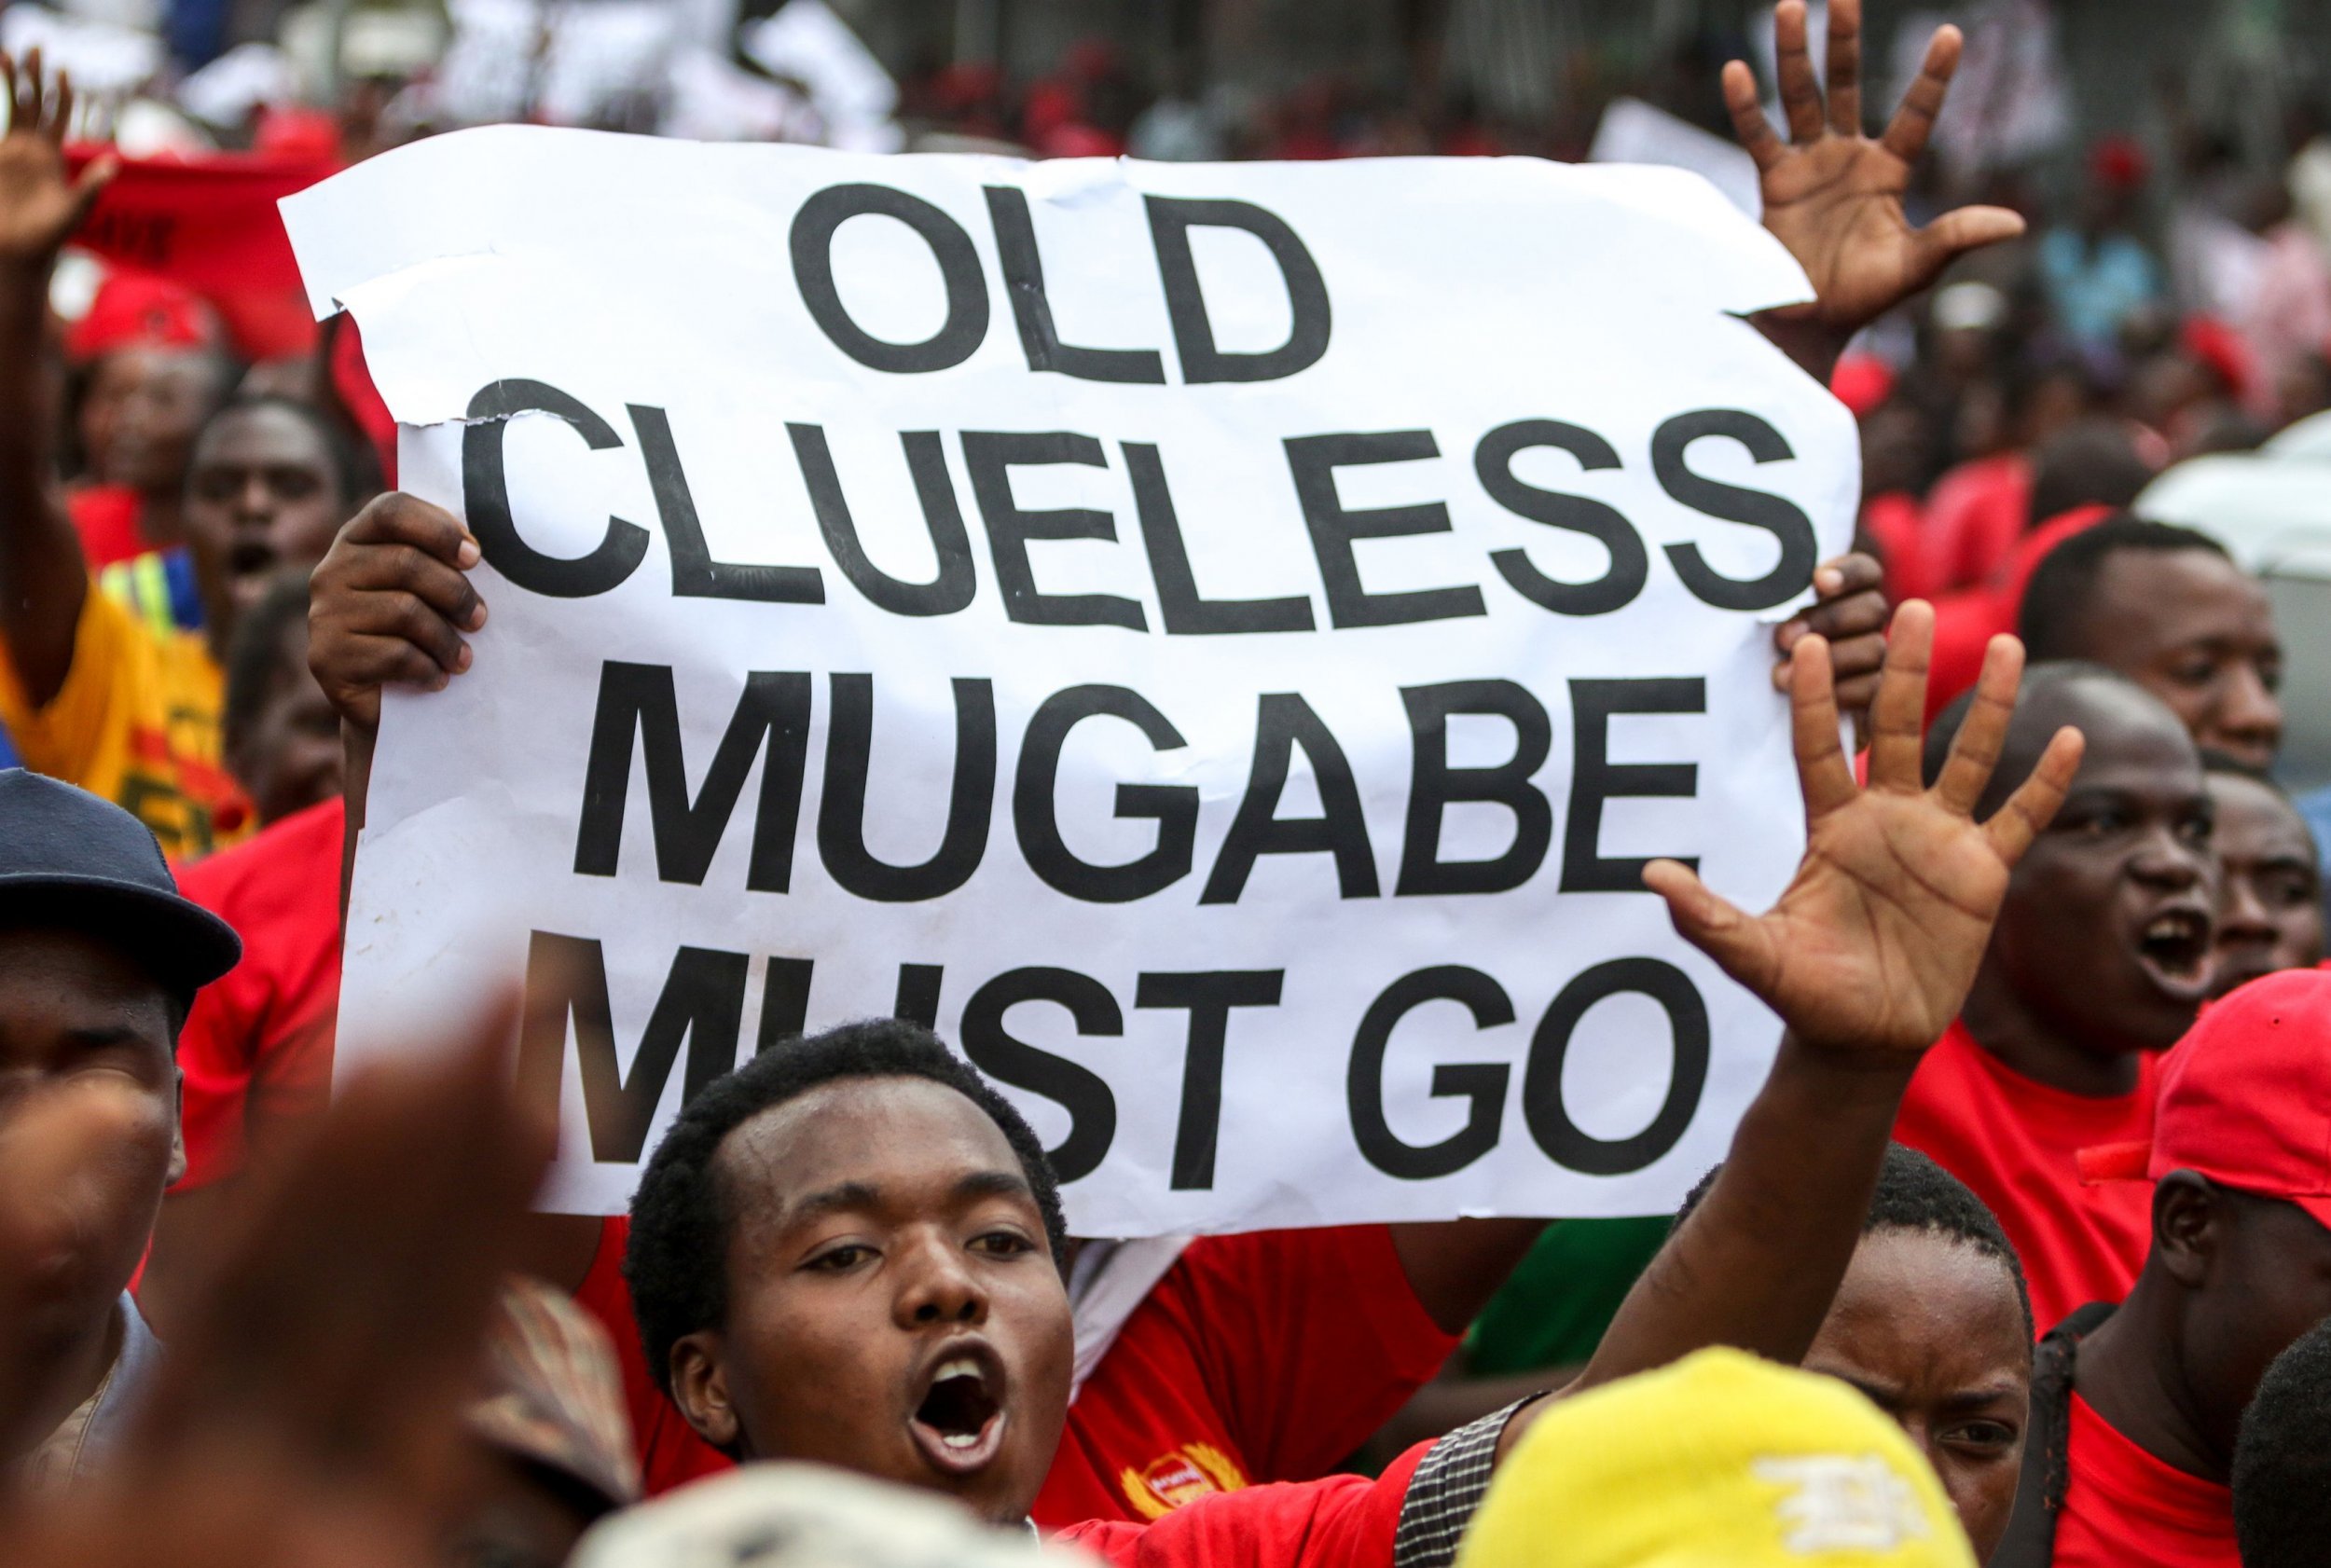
[{"xmin": 284, "ymin": 128, "xmax": 1857, "ymax": 1232}]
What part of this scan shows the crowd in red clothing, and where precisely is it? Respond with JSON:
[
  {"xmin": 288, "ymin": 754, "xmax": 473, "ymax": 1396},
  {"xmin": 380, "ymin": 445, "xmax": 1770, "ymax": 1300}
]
[{"xmin": 12, "ymin": 4, "xmax": 2331, "ymax": 1567}]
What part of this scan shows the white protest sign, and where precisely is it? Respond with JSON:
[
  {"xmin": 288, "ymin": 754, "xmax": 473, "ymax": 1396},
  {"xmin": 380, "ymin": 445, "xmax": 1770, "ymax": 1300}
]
[{"xmin": 284, "ymin": 129, "xmax": 1856, "ymax": 1234}]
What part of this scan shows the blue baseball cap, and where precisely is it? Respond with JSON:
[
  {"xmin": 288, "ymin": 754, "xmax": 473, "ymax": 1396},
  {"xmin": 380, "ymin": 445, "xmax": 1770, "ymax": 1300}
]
[{"xmin": 0, "ymin": 769, "xmax": 241, "ymax": 998}]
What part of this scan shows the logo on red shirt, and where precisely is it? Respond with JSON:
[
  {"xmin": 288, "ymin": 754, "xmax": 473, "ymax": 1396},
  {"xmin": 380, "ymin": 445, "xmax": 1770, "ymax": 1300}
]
[{"xmin": 1120, "ymin": 1443, "xmax": 1248, "ymax": 1519}]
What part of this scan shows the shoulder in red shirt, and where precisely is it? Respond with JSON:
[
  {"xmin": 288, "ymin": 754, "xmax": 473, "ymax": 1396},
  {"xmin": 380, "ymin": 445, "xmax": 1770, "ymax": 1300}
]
[
  {"xmin": 1893, "ymin": 1020, "xmax": 2157, "ymax": 1332},
  {"xmin": 172, "ymin": 795, "xmax": 346, "ymax": 1189},
  {"xmin": 1054, "ymin": 1444, "xmax": 1426, "ymax": 1568},
  {"xmin": 573, "ymin": 1217, "xmax": 1458, "ymax": 1520},
  {"xmin": 2052, "ymin": 1391, "xmax": 2237, "ymax": 1568}
]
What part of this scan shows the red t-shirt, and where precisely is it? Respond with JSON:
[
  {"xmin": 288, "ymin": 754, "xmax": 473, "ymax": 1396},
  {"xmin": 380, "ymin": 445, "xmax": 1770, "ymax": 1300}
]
[
  {"xmin": 2053, "ymin": 1392, "xmax": 2237, "ymax": 1567},
  {"xmin": 572, "ymin": 1218, "xmax": 1459, "ymax": 1520},
  {"xmin": 1893, "ymin": 1022, "xmax": 2157, "ymax": 1333},
  {"xmin": 1054, "ymin": 1445, "xmax": 1427, "ymax": 1568},
  {"xmin": 172, "ymin": 796, "xmax": 345, "ymax": 1190},
  {"xmin": 69, "ymin": 485, "xmax": 148, "ymax": 571}
]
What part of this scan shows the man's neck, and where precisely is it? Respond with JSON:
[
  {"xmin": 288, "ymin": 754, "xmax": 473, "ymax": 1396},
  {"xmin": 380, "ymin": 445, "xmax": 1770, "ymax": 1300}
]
[
  {"xmin": 1960, "ymin": 973, "xmax": 2144, "ymax": 1097},
  {"xmin": 2074, "ymin": 1280, "xmax": 2228, "ymax": 1485},
  {"xmin": 1, "ymin": 1296, "xmax": 124, "ymax": 1467}
]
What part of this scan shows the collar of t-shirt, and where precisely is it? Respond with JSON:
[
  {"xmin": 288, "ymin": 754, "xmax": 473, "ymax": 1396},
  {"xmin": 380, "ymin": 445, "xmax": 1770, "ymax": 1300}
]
[
  {"xmin": 16, "ymin": 1292, "xmax": 164, "ymax": 1496},
  {"xmin": 1068, "ymin": 1237, "xmax": 1193, "ymax": 1404},
  {"xmin": 2062, "ymin": 1390, "xmax": 2236, "ymax": 1560}
]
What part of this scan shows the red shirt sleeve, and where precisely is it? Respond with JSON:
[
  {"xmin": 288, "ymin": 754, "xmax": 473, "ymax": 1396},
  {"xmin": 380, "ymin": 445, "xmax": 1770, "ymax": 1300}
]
[{"xmin": 1055, "ymin": 1442, "xmax": 1424, "ymax": 1568}]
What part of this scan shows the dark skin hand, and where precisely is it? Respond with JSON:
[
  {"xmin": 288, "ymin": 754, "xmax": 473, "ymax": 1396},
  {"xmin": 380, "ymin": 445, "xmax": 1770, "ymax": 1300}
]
[
  {"xmin": 0, "ymin": 53, "xmax": 114, "ymax": 707},
  {"xmin": 0, "ymin": 998, "xmax": 550, "ymax": 1568},
  {"xmin": 1738, "ymin": 0, "xmax": 2026, "ymax": 386},
  {"xmin": 1498, "ymin": 604, "xmax": 2081, "ymax": 1459}
]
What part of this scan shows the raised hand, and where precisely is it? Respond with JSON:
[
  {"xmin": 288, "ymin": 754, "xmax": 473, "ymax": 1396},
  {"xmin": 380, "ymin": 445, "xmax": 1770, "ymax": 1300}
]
[
  {"xmin": 0, "ymin": 51, "xmax": 111, "ymax": 272},
  {"xmin": 1645, "ymin": 601, "xmax": 2082, "ymax": 1065},
  {"xmin": 1730, "ymin": 0, "xmax": 2023, "ymax": 348},
  {"xmin": 308, "ymin": 493, "xmax": 489, "ymax": 730}
]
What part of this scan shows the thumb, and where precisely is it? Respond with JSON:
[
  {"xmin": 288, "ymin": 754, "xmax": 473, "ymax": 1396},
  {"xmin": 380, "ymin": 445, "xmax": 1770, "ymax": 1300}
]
[
  {"xmin": 1643, "ymin": 859, "xmax": 1777, "ymax": 996},
  {"xmin": 66, "ymin": 152, "xmax": 115, "ymax": 227},
  {"xmin": 1914, "ymin": 204, "xmax": 2024, "ymax": 276}
]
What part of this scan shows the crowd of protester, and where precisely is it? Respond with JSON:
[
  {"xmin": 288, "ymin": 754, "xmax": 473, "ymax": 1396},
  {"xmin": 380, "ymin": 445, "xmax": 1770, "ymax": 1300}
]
[{"xmin": 7, "ymin": 0, "xmax": 2331, "ymax": 1563}]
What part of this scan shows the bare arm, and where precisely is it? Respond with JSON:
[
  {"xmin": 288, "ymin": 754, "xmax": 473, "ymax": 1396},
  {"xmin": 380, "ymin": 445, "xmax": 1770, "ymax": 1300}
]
[
  {"xmin": 0, "ymin": 54, "xmax": 110, "ymax": 707},
  {"xmin": 1494, "ymin": 603, "xmax": 2080, "ymax": 1460}
]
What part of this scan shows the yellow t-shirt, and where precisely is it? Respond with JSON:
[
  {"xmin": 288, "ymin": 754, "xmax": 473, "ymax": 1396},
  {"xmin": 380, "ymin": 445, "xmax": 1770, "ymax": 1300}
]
[{"xmin": 0, "ymin": 587, "xmax": 254, "ymax": 860}]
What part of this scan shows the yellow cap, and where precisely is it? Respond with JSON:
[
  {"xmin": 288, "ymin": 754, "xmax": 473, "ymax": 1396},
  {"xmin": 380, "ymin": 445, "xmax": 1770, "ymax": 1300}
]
[{"xmin": 1456, "ymin": 1349, "xmax": 1975, "ymax": 1568}]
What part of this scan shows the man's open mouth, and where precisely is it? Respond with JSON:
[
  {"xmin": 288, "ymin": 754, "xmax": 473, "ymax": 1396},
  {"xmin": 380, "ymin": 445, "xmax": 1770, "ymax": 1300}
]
[
  {"xmin": 908, "ymin": 1352, "xmax": 1006, "ymax": 1476},
  {"xmin": 2135, "ymin": 906, "xmax": 2213, "ymax": 993},
  {"xmin": 227, "ymin": 540, "xmax": 278, "ymax": 580}
]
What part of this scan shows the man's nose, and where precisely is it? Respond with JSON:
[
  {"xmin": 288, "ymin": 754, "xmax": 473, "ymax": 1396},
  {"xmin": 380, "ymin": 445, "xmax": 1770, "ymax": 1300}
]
[
  {"xmin": 2131, "ymin": 831, "xmax": 2207, "ymax": 890},
  {"xmin": 2217, "ymin": 873, "xmax": 2277, "ymax": 942},
  {"xmin": 892, "ymin": 1236, "xmax": 988, "ymax": 1329},
  {"xmin": 2214, "ymin": 664, "xmax": 2283, "ymax": 759}
]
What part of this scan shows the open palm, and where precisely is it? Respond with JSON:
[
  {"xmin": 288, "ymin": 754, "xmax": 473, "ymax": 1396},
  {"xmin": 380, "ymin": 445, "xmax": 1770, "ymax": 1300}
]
[
  {"xmin": 1646, "ymin": 603, "xmax": 2082, "ymax": 1065},
  {"xmin": 1728, "ymin": 0, "xmax": 2024, "ymax": 342},
  {"xmin": 0, "ymin": 51, "xmax": 110, "ymax": 268}
]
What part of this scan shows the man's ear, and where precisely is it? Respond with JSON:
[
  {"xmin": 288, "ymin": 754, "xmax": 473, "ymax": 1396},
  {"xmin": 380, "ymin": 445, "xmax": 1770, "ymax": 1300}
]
[
  {"xmin": 166, "ymin": 1067, "xmax": 187, "ymax": 1189},
  {"xmin": 669, "ymin": 1330, "xmax": 741, "ymax": 1453},
  {"xmin": 2153, "ymin": 1171, "xmax": 2220, "ymax": 1286}
]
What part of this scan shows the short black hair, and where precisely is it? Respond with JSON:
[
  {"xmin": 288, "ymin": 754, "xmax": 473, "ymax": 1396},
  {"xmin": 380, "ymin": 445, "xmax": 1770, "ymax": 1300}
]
[
  {"xmin": 1676, "ymin": 1142, "xmax": 2034, "ymax": 1342},
  {"xmin": 192, "ymin": 392, "xmax": 382, "ymax": 511},
  {"xmin": 2017, "ymin": 513, "xmax": 2233, "ymax": 663},
  {"xmin": 623, "ymin": 1019, "xmax": 1069, "ymax": 1401},
  {"xmin": 2026, "ymin": 418, "xmax": 2154, "ymax": 529},
  {"xmin": 2233, "ymin": 1314, "xmax": 2331, "ymax": 1567},
  {"xmin": 221, "ymin": 567, "xmax": 313, "ymax": 753},
  {"xmin": 1920, "ymin": 659, "xmax": 2135, "ymax": 811}
]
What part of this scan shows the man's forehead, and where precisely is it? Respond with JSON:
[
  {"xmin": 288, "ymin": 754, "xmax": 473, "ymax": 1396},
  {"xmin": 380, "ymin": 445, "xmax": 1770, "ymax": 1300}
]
[
  {"xmin": 2094, "ymin": 546, "xmax": 2267, "ymax": 620},
  {"xmin": 715, "ymin": 1076, "xmax": 1020, "ymax": 1205}
]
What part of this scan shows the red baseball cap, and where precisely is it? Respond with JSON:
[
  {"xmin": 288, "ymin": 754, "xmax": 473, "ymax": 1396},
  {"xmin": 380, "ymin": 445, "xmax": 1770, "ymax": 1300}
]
[
  {"xmin": 2080, "ymin": 969, "xmax": 2331, "ymax": 1229},
  {"xmin": 66, "ymin": 271, "xmax": 222, "ymax": 363}
]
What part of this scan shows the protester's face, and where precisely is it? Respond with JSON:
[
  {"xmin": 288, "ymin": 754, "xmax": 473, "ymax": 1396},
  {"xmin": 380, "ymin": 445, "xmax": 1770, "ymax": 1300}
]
[
  {"xmin": 673, "ymin": 1077, "xmax": 1071, "ymax": 1525},
  {"xmin": 2206, "ymin": 773, "xmax": 2324, "ymax": 997},
  {"xmin": 228, "ymin": 617, "xmax": 344, "ymax": 828},
  {"xmin": 1990, "ymin": 682, "xmax": 2215, "ymax": 1055},
  {"xmin": 2077, "ymin": 548, "xmax": 2283, "ymax": 771},
  {"xmin": 2182, "ymin": 1185, "xmax": 2331, "ymax": 1469},
  {"xmin": 184, "ymin": 406, "xmax": 348, "ymax": 640},
  {"xmin": 1803, "ymin": 1228, "xmax": 2031, "ymax": 1561},
  {"xmin": 97, "ymin": 349, "xmax": 222, "ymax": 495},
  {"xmin": 0, "ymin": 929, "xmax": 176, "ymax": 1406}
]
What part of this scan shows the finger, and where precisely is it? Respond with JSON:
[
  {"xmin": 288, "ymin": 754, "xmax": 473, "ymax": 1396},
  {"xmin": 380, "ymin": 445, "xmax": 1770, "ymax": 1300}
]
[
  {"xmin": 1814, "ymin": 550, "xmax": 1882, "ymax": 602},
  {"xmin": 1932, "ymin": 631, "xmax": 2023, "ymax": 816},
  {"xmin": 1826, "ymin": 0, "xmax": 1864, "ymax": 135},
  {"xmin": 339, "ymin": 589, "xmax": 471, "ymax": 677},
  {"xmin": 1910, "ymin": 203, "xmax": 2027, "ymax": 277},
  {"xmin": 1984, "ymin": 726, "xmax": 2084, "ymax": 866},
  {"xmin": 1645, "ymin": 859, "xmax": 1779, "ymax": 998},
  {"xmin": 1881, "ymin": 24, "xmax": 1962, "ymax": 165},
  {"xmin": 1787, "ymin": 633, "xmax": 1858, "ymax": 820},
  {"xmin": 340, "ymin": 543, "xmax": 488, "ymax": 630},
  {"xmin": 20, "ymin": 48, "xmax": 42, "ymax": 132},
  {"xmin": 343, "ymin": 491, "xmax": 481, "ymax": 569},
  {"xmin": 1722, "ymin": 59, "xmax": 1786, "ymax": 172},
  {"xmin": 318, "ymin": 632, "xmax": 458, "ymax": 698},
  {"xmin": 66, "ymin": 153, "xmax": 115, "ymax": 227},
  {"xmin": 1866, "ymin": 599, "xmax": 1935, "ymax": 792},
  {"xmin": 1800, "ymin": 588, "xmax": 1889, "ymax": 642},
  {"xmin": 50, "ymin": 70, "xmax": 72, "ymax": 144},
  {"xmin": 1773, "ymin": 1, "xmax": 1824, "ymax": 144}
]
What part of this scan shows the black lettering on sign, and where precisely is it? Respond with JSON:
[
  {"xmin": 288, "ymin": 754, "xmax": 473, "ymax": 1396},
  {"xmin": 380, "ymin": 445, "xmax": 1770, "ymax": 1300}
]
[
  {"xmin": 1134, "ymin": 970, "xmax": 1284, "ymax": 1190},
  {"xmin": 628, "ymin": 405, "xmax": 823, "ymax": 604},
  {"xmin": 572, "ymin": 661, "xmax": 810, "ymax": 892},
  {"xmin": 1521, "ymin": 957, "xmax": 1708, "ymax": 1175},
  {"xmin": 791, "ymin": 184, "xmax": 990, "ymax": 373},
  {"xmin": 463, "ymin": 380, "xmax": 649, "ymax": 598},
  {"xmin": 517, "ymin": 931, "xmax": 748, "ymax": 1162},
  {"xmin": 1201, "ymin": 694, "xmax": 1378, "ymax": 904},
  {"xmin": 894, "ymin": 963, "xmax": 945, "ymax": 1028},
  {"xmin": 983, "ymin": 186, "xmax": 1166, "ymax": 384},
  {"xmin": 1014, "ymin": 685, "xmax": 1197, "ymax": 902},
  {"xmin": 82, "ymin": 207, "xmax": 175, "ymax": 268},
  {"xmin": 1285, "ymin": 433, "xmax": 1484, "ymax": 628},
  {"xmin": 1397, "ymin": 681, "xmax": 1552, "ymax": 896},
  {"xmin": 1561, "ymin": 678, "xmax": 1704, "ymax": 893},
  {"xmin": 962, "ymin": 432, "xmax": 1147, "ymax": 631},
  {"xmin": 818, "ymin": 675, "xmax": 995, "ymax": 901},
  {"xmin": 788, "ymin": 425, "xmax": 978, "ymax": 617},
  {"xmin": 755, "ymin": 956, "xmax": 817, "ymax": 1051},
  {"xmin": 1475, "ymin": 420, "xmax": 1648, "ymax": 616},
  {"xmin": 1124, "ymin": 442, "xmax": 1315, "ymax": 635},
  {"xmin": 1144, "ymin": 196, "xmax": 1331, "ymax": 383},
  {"xmin": 1652, "ymin": 409, "xmax": 1818, "ymax": 612},
  {"xmin": 960, "ymin": 967, "xmax": 1121, "ymax": 1183},
  {"xmin": 1346, "ymin": 966, "xmax": 1514, "ymax": 1179}
]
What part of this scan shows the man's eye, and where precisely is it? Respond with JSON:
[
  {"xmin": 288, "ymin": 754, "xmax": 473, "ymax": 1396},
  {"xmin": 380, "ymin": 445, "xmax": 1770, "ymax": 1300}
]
[
  {"xmin": 2078, "ymin": 811, "xmax": 2126, "ymax": 836},
  {"xmin": 2169, "ymin": 659, "xmax": 2219, "ymax": 687},
  {"xmin": 1943, "ymin": 1421, "xmax": 2018, "ymax": 1451},
  {"xmin": 971, "ymin": 1231, "xmax": 1034, "ymax": 1257},
  {"xmin": 807, "ymin": 1245, "xmax": 871, "ymax": 1272}
]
